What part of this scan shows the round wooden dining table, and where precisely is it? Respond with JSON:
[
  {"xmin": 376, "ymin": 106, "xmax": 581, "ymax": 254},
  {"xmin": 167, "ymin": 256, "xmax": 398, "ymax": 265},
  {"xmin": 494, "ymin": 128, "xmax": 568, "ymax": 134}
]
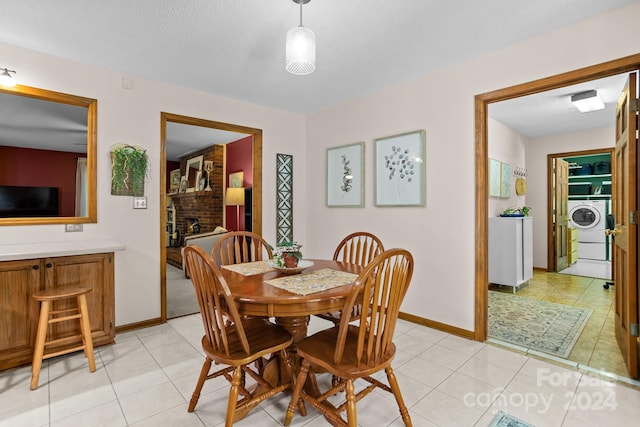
[{"xmin": 219, "ymin": 259, "xmax": 362, "ymax": 344}]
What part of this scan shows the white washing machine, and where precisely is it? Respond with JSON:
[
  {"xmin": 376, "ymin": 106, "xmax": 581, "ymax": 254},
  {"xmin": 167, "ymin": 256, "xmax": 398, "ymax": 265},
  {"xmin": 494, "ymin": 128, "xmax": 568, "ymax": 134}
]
[{"xmin": 568, "ymin": 200, "xmax": 607, "ymax": 260}]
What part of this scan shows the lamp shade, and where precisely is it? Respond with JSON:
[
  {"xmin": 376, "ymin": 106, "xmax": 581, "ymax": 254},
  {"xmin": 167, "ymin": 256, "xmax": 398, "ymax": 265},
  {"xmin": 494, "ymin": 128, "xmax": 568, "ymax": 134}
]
[
  {"xmin": 286, "ymin": 26, "xmax": 316, "ymax": 75},
  {"xmin": 226, "ymin": 187, "xmax": 245, "ymax": 206},
  {"xmin": 571, "ymin": 90, "xmax": 605, "ymax": 113}
]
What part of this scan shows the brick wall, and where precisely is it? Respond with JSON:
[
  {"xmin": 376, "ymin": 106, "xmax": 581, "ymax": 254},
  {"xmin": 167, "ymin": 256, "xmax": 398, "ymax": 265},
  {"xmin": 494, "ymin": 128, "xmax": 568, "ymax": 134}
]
[{"xmin": 170, "ymin": 144, "xmax": 224, "ymax": 243}]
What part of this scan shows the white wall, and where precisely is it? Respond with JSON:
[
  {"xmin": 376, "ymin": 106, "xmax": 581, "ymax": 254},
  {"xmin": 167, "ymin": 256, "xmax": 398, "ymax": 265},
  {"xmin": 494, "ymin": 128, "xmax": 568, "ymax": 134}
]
[
  {"xmin": 0, "ymin": 43, "xmax": 307, "ymax": 326},
  {"xmin": 487, "ymin": 117, "xmax": 529, "ymax": 217},
  {"xmin": 304, "ymin": 3, "xmax": 640, "ymax": 331},
  {"xmin": 525, "ymin": 126, "xmax": 615, "ymax": 268}
]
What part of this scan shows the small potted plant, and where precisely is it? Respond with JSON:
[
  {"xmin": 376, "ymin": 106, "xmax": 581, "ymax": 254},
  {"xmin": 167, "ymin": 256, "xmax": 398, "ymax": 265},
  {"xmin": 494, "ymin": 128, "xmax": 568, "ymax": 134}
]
[{"xmin": 274, "ymin": 241, "xmax": 303, "ymax": 268}]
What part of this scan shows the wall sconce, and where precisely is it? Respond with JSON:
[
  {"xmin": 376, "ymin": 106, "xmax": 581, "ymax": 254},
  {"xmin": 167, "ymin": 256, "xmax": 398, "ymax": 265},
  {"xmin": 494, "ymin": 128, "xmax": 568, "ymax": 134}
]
[
  {"xmin": 571, "ymin": 90, "xmax": 605, "ymax": 113},
  {"xmin": 0, "ymin": 68, "xmax": 16, "ymax": 87},
  {"xmin": 226, "ymin": 187, "xmax": 245, "ymax": 231}
]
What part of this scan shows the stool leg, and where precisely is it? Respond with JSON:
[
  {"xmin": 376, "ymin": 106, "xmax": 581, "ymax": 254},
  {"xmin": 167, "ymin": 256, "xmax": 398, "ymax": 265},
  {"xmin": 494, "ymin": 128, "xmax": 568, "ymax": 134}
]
[
  {"xmin": 31, "ymin": 301, "xmax": 50, "ymax": 390},
  {"xmin": 77, "ymin": 294, "xmax": 96, "ymax": 372}
]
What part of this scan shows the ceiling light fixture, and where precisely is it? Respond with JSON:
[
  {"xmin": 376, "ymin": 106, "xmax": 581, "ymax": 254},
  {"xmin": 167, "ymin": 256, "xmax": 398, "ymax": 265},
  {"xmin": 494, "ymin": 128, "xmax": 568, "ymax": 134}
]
[
  {"xmin": 286, "ymin": 0, "xmax": 315, "ymax": 75},
  {"xmin": 0, "ymin": 67, "xmax": 16, "ymax": 87},
  {"xmin": 571, "ymin": 90, "xmax": 605, "ymax": 113}
]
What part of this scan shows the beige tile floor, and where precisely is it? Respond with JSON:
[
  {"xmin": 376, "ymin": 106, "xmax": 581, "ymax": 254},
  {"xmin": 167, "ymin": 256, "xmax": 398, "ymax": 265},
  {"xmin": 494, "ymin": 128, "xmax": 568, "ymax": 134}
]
[
  {"xmin": 1, "ymin": 313, "xmax": 640, "ymax": 426},
  {"xmin": 490, "ymin": 268, "xmax": 628, "ymax": 379}
]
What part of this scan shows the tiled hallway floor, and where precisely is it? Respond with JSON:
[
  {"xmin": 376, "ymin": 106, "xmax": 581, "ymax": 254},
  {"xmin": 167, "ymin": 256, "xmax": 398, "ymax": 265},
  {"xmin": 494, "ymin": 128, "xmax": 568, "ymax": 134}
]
[
  {"xmin": 490, "ymin": 269, "xmax": 628, "ymax": 379},
  {"xmin": 1, "ymin": 314, "xmax": 639, "ymax": 426}
]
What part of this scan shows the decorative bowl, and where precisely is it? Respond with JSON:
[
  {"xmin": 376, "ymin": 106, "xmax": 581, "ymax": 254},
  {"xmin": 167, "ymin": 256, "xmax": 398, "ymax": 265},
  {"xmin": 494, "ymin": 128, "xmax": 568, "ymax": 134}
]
[{"xmin": 268, "ymin": 260, "xmax": 314, "ymax": 275}]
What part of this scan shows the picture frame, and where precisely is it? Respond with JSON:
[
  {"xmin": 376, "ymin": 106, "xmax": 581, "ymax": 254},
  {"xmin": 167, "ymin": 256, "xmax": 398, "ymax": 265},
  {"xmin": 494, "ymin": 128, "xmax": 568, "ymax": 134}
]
[
  {"xmin": 179, "ymin": 176, "xmax": 187, "ymax": 193},
  {"xmin": 197, "ymin": 172, "xmax": 207, "ymax": 191},
  {"xmin": 185, "ymin": 155, "xmax": 203, "ymax": 192},
  {"xmin": 326, "ymin": 142, "xmax": 364, "ymax": 207},
  {"xmin": 229, "ymin": 171, "xmax": 243, "ymax": 188},
  {"xmin": 500, "ymin": 162, "xmax": 511, "ymax": 198},
  {"xmin": 489, "ymin": 158, "xmax": 501, "ymax": 197},
  {"xmin": 169, "ymin": 169, "xmax": 181, "ymax": 193},
  {"xmin": 374, "ymin": 130, "xmax": 426, "ymax": 207}
]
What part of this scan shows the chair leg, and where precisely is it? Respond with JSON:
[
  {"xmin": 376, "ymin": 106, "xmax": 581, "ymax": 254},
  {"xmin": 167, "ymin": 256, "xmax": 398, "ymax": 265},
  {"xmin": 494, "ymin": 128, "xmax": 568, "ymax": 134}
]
[
  {"xmin": 385, "ymin": 366, "xmax": 412, "ymax": 426},
  {"xmin": 345, "ymin": 379, "xmax": 357, "ymax": 427},
  {"xmin": 30, "ymin": 301, "xmax": 50, "ymax": 390},
  {"xmin": 226, "ymin": 365, "xmax": 243, "ymax": 427},
  {"xmin": 284, "ymin": 359, "xmax": 310, "ymax": 426},
  {"xmin": 188, "ymin": 358, "xmax": 212, "ymax": 412},
  {"xmin": 76, "ymin": 294, "xmax": 96, "ymax": 372},
  {"xmin": 280, "ymin": 349, "xmax": 307, "ymax": 417}
]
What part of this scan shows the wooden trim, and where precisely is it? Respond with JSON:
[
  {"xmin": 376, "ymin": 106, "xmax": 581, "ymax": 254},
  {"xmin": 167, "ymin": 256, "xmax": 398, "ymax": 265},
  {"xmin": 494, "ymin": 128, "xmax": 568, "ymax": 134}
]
[
  {"xmin": 475, "ymin": 54, "xmax": 640, "ymax": 342},
  {"xmin": 160, "ymin": 112, "xmax": 263, "ymax": 323},
  {"xmin": 115, "ymin": 317, "xmax": 162, "ymax": 334},
  {"xmin": 399, "ymin": 312, "xmax": 475, "ymax": 340}
]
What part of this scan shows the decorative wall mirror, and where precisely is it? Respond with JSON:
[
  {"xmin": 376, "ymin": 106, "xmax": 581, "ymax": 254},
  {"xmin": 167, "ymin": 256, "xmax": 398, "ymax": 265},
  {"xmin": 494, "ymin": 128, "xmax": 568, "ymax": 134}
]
[{"xmin": 0, "ymin": 84, "xmax": 97, "ymax": 225}]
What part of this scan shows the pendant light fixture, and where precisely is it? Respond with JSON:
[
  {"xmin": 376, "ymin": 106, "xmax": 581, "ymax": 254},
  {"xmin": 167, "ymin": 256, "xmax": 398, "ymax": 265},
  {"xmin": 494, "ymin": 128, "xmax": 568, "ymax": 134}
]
[
  {"xmin": 286, "ymin": 0, "xmax": 315, "ymax": 75},
  {"xmin": 0, "ymin": 68, "xmax": 16, "ymax": 87}
]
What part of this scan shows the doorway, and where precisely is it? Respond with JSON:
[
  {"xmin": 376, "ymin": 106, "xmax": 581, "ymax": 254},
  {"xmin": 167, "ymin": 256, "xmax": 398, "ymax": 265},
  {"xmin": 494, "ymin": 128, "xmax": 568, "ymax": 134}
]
[
  {"xmin": 476, "ymin": 55, "xmax": 640, "ymax": 379},
  {"xmin": 160, "ymin": 112, "xmax": 263, "ymax": 322}
]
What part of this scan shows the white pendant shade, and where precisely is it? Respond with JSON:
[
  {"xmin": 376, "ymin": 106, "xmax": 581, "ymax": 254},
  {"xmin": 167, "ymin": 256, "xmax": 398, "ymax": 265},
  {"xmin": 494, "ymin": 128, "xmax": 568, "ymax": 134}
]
[{"xmin": 286, "ymin": 26, "xmax": 316, "ymax": 75}]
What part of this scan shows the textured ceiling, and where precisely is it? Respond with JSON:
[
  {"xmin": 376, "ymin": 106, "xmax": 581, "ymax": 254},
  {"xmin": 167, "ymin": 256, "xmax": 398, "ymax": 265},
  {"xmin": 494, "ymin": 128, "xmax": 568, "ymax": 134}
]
[{"xmin": 0, "ymin": 0, "xmax": 637, "ymax": 156}]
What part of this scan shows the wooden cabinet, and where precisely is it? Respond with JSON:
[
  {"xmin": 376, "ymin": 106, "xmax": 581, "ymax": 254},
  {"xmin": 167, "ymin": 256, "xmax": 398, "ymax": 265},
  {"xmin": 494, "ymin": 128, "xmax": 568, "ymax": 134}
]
[
  {"xmin": 0, "ymin": 253, "xmax": 114, "ymax": 371},
  {"xmin": 568, "ymin": 227, "xmax": 579, "ymax": 265},
  {"xmin": 489, "ymin": 217, "xmax": 533, "ymax": 291}
]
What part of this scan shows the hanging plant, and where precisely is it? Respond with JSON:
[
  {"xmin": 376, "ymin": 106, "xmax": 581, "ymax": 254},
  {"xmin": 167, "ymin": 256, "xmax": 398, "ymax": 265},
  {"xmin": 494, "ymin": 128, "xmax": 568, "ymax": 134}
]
[{"xmin": 110, "ymin": 143, "xmax": 148, "ymax": 196}]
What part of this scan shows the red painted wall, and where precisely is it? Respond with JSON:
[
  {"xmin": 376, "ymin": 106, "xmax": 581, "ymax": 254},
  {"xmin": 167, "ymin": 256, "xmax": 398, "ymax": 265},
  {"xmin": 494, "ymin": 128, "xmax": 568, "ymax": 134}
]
[
  {"xmin": 0, "ymin": 146, "xmax": 85, "ymax": 217},
  {"xmin": 225, "ymin": 136, "xmax": 253, "ymax": 231}
]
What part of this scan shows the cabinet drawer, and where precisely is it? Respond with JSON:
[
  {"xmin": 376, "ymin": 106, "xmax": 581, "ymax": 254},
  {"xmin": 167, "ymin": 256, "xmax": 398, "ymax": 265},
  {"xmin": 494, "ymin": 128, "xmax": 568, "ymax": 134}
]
[
  {"xmin": 568, "ymin": 228, "xmax": 579, "ymax": 241},
  {"xmin": 569, "ymin": 250, "xmax": 579, "ymax": 264}
]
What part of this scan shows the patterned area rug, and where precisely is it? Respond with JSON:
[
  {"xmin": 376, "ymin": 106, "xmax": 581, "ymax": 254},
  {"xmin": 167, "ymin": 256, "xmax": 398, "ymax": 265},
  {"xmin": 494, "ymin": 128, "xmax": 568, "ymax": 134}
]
[
  {"xmin": 488, "ymin": 291, "xmax": 592, "ymax": 358},
  {"xmin": 487, "ymin": 411, "xmax": 535, "ymax": 427}
]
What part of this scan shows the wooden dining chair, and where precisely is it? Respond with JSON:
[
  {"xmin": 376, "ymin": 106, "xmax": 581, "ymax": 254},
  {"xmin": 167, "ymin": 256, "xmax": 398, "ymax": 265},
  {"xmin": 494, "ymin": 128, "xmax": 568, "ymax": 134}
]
[
  {"xmin": 183, "ymin": 245, "xmax": 296, "ymax": 425},
  {"xmin": 316, "ymin": 231, "xmax": 384, "ymax": 325},
  {"xmin": 212, "ymin": 231, "xmax": 273, "ymax": 266},
  {"xmin": 285, "ymin": 248, "xmax": 414, "ymax": 427}
]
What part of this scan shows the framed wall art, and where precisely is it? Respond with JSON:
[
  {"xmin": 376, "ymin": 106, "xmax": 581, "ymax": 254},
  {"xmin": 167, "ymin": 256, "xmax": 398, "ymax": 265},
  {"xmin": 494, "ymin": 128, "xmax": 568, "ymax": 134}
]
[
  {"xmin": 229, "ymin": 171, "xmax": 243, "ymax": 188},
  {"xmin": 169, "ymin": 169, "xmax": 181, "ymax": 193},
  {"xmin": 489, "ymin": 158, "xmax": 501, "ymax": 197},
  {"xmin": 500, "ymin": 162, "xmax": 511, "ymax": 198},
  {"xmin": 374, "ymin": 130, "xmax": 426, "ymax": 207},
  {"xmin": 326, "ymin": 142, "xmax": 364, "ymax": 207}
]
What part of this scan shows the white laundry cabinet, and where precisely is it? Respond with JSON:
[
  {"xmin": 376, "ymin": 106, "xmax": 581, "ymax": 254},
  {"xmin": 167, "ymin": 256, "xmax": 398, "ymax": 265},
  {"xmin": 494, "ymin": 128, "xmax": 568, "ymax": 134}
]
[{"xmin": 489, "ymin": 217, "xmax": 533, "ymax": 291}]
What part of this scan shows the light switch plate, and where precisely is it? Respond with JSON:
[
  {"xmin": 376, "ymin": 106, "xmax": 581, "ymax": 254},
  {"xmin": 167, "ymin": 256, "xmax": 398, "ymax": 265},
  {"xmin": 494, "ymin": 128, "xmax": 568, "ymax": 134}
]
[
  {"xmin": 133, "ymin": 196, "xmax": 147, "ymax": 209},
  {"xmin": 65, "ymin": 224, "xmax": 83, "ymax": 232}
]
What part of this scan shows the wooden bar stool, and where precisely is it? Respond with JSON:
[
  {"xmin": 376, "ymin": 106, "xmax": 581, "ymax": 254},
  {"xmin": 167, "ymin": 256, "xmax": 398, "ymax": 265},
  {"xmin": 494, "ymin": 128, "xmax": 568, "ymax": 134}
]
[{"xmin": 30, "ymin": 285, "xmax": 96, "ymax": 390}]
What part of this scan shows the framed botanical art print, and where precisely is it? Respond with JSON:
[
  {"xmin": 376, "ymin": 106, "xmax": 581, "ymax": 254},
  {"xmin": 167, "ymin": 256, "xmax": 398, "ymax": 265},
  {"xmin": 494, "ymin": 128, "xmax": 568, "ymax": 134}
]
[
  {"xmin": 500, "ymin": 162, "xmax": 511, "ymax": 198},
  {"xmin": 326, "ymin": 142, "xmax": 364, "ymax": 207},
  {"xmin": 489, "ymin": 158, "xmax": 501, "ymax": 197},
  {"xmin": 374, "ymin": 130, "xmax": 426, "ymax": 207}
]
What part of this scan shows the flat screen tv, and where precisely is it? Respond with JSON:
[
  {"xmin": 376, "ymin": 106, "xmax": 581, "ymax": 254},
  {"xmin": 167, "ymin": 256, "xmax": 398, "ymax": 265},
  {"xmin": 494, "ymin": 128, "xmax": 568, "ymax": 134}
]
[{"xmin": 0, "ymin": 186, "xmax": 60, "ymax": 217}]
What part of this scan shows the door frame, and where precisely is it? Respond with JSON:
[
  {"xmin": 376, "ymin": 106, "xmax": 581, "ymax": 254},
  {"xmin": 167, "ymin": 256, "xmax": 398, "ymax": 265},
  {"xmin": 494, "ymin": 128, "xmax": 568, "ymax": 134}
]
[
  {"xmin": 474, "ymin": 53, "xmax": 640, "ymax": 341},
  {"xmin": 159, "ymin": 112, "xmax": 263, "ymax": 323},
  {"xmin": 547, "ymin": 148, "xmax": 615, "ymax": 272}
]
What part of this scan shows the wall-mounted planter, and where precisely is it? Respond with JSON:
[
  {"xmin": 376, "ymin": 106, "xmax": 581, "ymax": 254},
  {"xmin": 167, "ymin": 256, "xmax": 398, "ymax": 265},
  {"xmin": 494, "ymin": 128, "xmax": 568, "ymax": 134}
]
[{"xmin": 110, "ymin": 143, "xmax": 148, "ymax": 196}]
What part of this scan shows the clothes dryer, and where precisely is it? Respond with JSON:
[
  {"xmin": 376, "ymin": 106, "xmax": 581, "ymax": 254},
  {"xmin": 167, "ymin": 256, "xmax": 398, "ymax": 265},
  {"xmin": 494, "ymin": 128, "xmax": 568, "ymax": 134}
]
[{"xmin": 568, "ymin": 200, "xmax": 607, "ymax": 260}]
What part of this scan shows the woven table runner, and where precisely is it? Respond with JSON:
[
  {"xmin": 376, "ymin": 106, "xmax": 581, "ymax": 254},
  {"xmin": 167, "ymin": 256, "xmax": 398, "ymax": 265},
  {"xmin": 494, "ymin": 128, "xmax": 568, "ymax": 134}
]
[
  {"xmin": 222, "ymin": 260, "xmax": 275, "ymax": 276},
  {"xmin": 265, "ymin": 268, "xmax": 358, "ymax": 295}
]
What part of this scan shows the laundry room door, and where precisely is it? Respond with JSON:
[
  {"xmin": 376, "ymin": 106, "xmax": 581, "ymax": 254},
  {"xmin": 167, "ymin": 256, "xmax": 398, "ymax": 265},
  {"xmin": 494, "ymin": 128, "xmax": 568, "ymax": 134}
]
[
  {"xmin": 613, "ymin": 72, "xmax": 638, "ymax": 378},
  {"xmin": 554, "ymin": 158, "xmax": 569, "ymax": 271}
]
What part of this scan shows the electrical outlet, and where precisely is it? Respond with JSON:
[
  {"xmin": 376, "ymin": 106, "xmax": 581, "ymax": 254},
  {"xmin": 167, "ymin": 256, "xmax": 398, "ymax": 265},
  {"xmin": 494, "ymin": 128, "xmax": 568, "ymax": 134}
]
[
  {"xmin": 133, "ymin": 196, "xmax": 147, "ymax": 209},
  {"xmin": 65, "ymin": 224, "xmax": 83, "ymax": 232}
]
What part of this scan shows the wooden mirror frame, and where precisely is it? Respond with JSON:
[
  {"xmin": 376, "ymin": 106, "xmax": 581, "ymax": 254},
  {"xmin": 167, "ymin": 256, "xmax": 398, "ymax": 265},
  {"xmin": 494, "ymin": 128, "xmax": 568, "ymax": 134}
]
[{"xmin": 0, "ymin": 84, "xmax": 97, "ymax": 226}]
